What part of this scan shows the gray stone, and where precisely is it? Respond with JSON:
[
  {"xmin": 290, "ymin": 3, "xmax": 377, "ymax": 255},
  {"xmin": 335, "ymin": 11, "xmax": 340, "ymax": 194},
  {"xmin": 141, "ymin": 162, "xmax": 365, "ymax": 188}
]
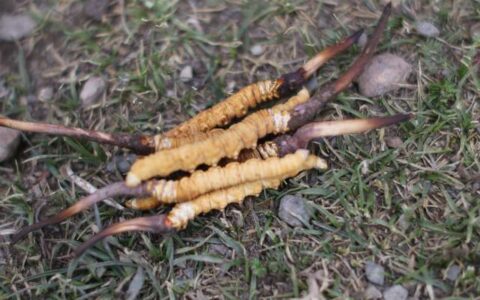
[
  {"xmin": 80, "ymin": 76, "xmax": 106, "ymax": 107},
  {"xmin": 180, "ymin": 65, "xmax": 193, "ymax": 82},
  {"xmin": 397, "ymin": 214, "xmax": 410, "ymax": 231},
  {"xmin": 0, "ymin": 14, "xmax": 36, "ymax": 41},
  {"xmin": 0, "ymin": 128, "xmax": 21, "ymax": 162},
  {"xmin": 446, "ymin": 264, "xmax": 461, "ymax": 281},
  {"xmin": 415, "ymin": 21, "xmax": 440, "ymax": 38},
  {"xmin": 250, "ymin": 44, "xmax": 264, "ymax": 56},
  {"xmin": 357, "ymin": 32, "xmax": 368, "ymax": 49},
  {"xmin": 38, "ymin": 86, "xmax": 54, "ymax": 102},
  {"xmin": 384, "ymin": 285, "xmax": 408, "ymax": 300},
  {"xmin": 278, "ymin": 195, "xmax": 310, "ymax": 227},
  {"xmin": 106, "ymin": 154, "xmax": 137, "ymax": 174},
  {"xmin": 365, "ymin": 284, "xmax": 383, "ymax": 299},
  {"xmin": 357, "ymin": 53, "xmax": 412, "ymax": 97},
  {"xmin": 365, "ymin": 261, "xmax": 385, "ymax": 285},
  {"xmin": 386, "ymin": 136, "xmax": 403, "ymax": 148}
]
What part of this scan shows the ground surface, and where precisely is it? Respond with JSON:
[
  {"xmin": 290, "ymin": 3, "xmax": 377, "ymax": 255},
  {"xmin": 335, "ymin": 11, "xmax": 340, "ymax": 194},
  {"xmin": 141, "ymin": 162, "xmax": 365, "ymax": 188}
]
[{"xmin": 1, "ymin": 0, "xmax": 479, "ymax": 299}]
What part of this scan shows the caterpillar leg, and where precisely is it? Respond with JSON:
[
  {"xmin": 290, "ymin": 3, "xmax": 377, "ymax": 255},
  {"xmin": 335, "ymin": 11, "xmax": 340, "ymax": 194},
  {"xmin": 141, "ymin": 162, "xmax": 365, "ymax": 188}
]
[{"xmin": 125, "ymin": 197, "xmax": 161, "ymax": 210}]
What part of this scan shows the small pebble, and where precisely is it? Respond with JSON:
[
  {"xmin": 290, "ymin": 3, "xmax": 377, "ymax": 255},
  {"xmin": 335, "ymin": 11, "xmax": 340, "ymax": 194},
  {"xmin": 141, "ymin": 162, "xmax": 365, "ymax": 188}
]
[
  {"xmin": 84, "ymin": 0, "xmax": 108, "ymax": 21},
  {"xmin": 80, "ymin": 76, "xmax": 106, "ymax": 107},
  {"xmin": 384, "ymin": 285, "xmax": 408, "ymax": 300},
  {"xmin": 38, "ymin": 86, "xmax": 54, "ymax": 102},
  {"xmin": 106, "ymin": 154, "xmax": 137, "ymax": 174},
  {"xmin": 357, "ymin": 32, "xmax": 368, "ymax": 49},
  {"xmin": 357, "ymin": 53, "xmax": 412, "ymax": 97},
  {"xmin": 278, "ymin": 195, "xmax": 311, "ymax": 227},
  {"xmin": 0, "ymin": 128, "xmax": 21, "ymax": 162},
  {"xmin": 0, "ymin": 14, "xmax": 37, "ymax": 41},
  {"xmin": 180, "ymin": 65, "xmax": 193, "ymax": 82},
  {"xmin": 446, "ymin": 264, "xmax": 461, "ymax": 281},
  {"xmin": 365, "ymin": 285, "xmax": 383, "ymax": 299},
  {"xmin": 386, "ymin": 136, "xmax": 403, "ymax": 148},
  {"xmin": 250, "ymin": 44, "xmax": 265, "ymax": 56},
  {"xmin": 397, "ymin": 214, "xmax": 410, "ymax": 231},
  {"xmin": 415, "ymin": 21, "xmax": 440, "ymax": 38},
  {"xmin": 365, "ymin": 261, "xmax": 385, "ymax": 285}
]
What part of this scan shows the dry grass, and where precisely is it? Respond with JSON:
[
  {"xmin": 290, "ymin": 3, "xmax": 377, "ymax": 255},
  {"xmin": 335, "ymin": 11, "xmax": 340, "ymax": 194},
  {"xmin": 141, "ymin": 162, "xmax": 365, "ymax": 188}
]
[{"xmin": 1, "ymin": 0, "xmax": 479, "ymax": 298}]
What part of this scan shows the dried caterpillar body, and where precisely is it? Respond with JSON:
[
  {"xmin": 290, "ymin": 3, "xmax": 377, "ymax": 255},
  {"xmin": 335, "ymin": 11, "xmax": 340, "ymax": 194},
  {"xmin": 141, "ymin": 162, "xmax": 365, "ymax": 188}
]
[
  {"xmin": 164, "ymin": 80, "xmax": 282, "ymax": 138},
  {"xmin": 153, "ymin": 88, "xmax": 310, "ymax": 151},
  {"xmin": 165, "ymin": 178, "xmax": 282, "ymax": 229},
  {"xmin": 126, "ymin": 89, "xmax": 310, "ymax": 186},
  {"xmin": 126, "ymin": 150, "xmax": 326, "ymax": 209}
]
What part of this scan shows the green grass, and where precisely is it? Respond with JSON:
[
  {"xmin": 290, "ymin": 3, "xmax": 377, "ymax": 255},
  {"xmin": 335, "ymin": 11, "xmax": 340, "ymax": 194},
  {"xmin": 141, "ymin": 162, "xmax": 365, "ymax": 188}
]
[{"xmin": 1, "ymin": 0, "xmax": 479, "ymax": 298}]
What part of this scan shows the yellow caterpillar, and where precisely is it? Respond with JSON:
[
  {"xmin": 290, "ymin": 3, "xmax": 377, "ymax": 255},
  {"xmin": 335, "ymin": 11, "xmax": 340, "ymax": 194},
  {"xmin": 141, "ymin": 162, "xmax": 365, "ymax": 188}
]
[
  {"xmin": 126, "ymin": 89, "xmax": 309, "ymax": 186},
  {"xmin": 153, "ymin": 88, "xmax": 310, "ymax": 151},
  {"xmin": 126, "ymin": 150, "xmax": 327, "ymax": 209},
  {"xmin": 164, "ymin": 80, "xmax": 282, "ymax": 138},
  {"xmin": 165, "ymin": 178, "xmax": 282, "ymax": 229}
]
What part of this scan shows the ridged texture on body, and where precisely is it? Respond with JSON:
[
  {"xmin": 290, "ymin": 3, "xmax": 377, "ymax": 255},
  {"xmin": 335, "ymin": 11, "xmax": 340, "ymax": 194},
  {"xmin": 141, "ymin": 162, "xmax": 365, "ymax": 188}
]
[
  {"xmin": 126, "ymin": 150, "xmax": 326, "ymax": 209},
  {"xmin": 126, "ymin": 89, "xmax": 311, "ymax": 186},
  {"xmin": 164, "ymin": 80, "xmax": 282, "ymax": 138},
  {"xmin": 166, "ymin": 178, "xmax": 282, "ymax": 229},
  {"xmin": 153, "ymin": 88, "xmax": 310, "ymax": 151}
]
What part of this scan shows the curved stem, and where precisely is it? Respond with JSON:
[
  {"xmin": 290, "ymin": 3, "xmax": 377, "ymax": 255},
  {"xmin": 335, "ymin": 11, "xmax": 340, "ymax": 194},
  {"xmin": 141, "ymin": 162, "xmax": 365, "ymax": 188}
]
[
  {"xmin": 74, "ymin": 214, "xmax": 172, "ymax": 257},
  {"xmin": 10, "ymin": 182, "xmax": 150, "ymax": 244},
  {"xmin": 0, "ymin": 117, "xmax": 155, "ymax": 154}
]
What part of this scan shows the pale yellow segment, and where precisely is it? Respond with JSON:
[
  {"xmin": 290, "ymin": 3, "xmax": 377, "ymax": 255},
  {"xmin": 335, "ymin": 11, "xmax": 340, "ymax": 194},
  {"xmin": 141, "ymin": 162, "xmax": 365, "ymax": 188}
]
[
  {"xmin": 153, "ymin": 88, "xmax": 310, "ymax": 151},
  {"xmin": 164, "ymin": 80, "xmax": 281, "ymax": 138},
  {"xmin": 127, "ymin": 89, "xmax": 311, "ymax": 186},
  {"xmin": 166, "ymin": 178, "xmax": 282, "ymax": 229},
  {"xmin": 149, "ymin": 149, "xmax": 327, "ymax": 203}
]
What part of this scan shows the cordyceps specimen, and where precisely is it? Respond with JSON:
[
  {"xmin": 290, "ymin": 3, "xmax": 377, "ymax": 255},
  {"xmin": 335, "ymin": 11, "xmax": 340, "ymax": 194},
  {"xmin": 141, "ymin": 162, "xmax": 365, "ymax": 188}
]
[{"xmin": 7, "ymin": 4, "xmax": 406, "ymax": 258}]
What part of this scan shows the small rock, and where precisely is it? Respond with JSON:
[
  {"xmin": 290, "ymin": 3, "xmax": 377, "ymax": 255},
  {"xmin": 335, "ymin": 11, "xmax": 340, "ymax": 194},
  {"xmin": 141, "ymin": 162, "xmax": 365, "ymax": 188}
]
[
  {"xmin": 365, "ymin": 261, "xmax": 385, "ymax": 285},
  {"xmin": 0, "ymin": 128, "xmax": 21, "ymax": 162},
  {"xmin": 0, "ymin": 14, "xmax": 37, "ymax": 41},
  {"xmin": 278, "ymin": 195, "xmax": 311, "ymax": 227},
  {"xmin": 38, "ymin": 86, "xmax": 54, "ymax": 102},
  {"xmin": 415, "ymin": 21, "xmax": 440, "ymax": 38},
  {"xmin": 357, "ymin": 53, "xmax": 412, "ymax": 97},
  {"xmin": 84, "ymin": 0, "xmax": 109, "ymax": 21},
  {"xmin": 365, "ymin": 285, "xmax": 383, "ymax": 299},
  {"xmin": 397, "ymin": 214, "xmax": 410, "ymax": 231},
  {"xmin": 80, "ymin": 76, "xmax": 106, "ymax": 107},
  {"xmin": 250, "ymin": 44, "xmax": 264, "ymax": 56},
  {"xmin": 179, "ymin": 65, "xmax": 193, "ymax": 82},
  {"xmin": 357, "ymin": 32, "xmax": 368, "ymax": 49},
  {"xmin": 470, "ymin": 23, "xmax": 480, "ymax": 40},
  {"xmin": 386, "ymin": 136, "xmax": 403, "ymax": 148},
  {"xmin": 106, "ymin": 154, "xmax": 137, "ymax": 174},
  {"xmin": 446, "ymin": 264, "xmax": 461, "ymax": 281},
  {"xmin": 384, "ymin": 285, "xmax": 408, "ymax": 300}
]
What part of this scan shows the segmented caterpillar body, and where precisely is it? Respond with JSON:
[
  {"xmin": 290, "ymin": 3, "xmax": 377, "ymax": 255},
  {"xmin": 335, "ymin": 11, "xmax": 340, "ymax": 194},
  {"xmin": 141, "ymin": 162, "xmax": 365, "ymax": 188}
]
[
  {"xmin": 153, "ymin": 88, "xmax": 310, "ymax": 151},
  {"xmin": 164, "ymin": 80, "xmax": 282, "ymax": 138},
  {"xmin": 126, "ymin": 150, "xmax": 326, "ymax": 209},
  {"xmin": 165, "ymin": 178, "xmax": 282, "ymax": 229},
  {"xmin": 126, "ymin": 89, "xmax": 310, "ymax": 186}
]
